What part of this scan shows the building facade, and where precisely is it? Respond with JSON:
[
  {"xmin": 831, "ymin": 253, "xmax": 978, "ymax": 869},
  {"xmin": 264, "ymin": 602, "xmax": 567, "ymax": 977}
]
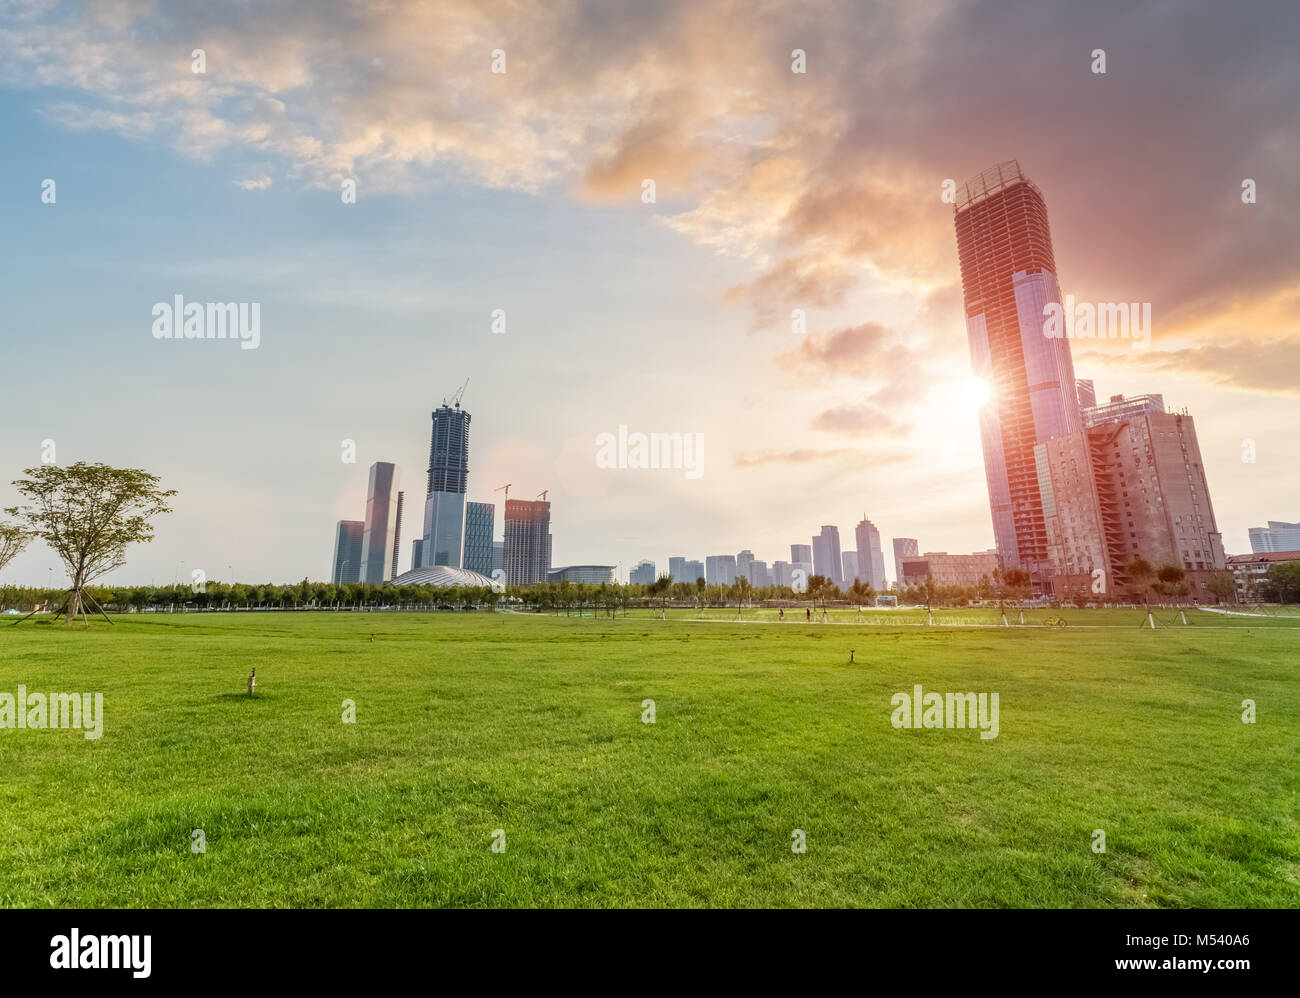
[
  {"xmin": 790, "ymin": 543, "xmax": 812, "ymax": 564},
  {"xmin": 331, "ymin": 520, "xmax": 364, "ymax": 584},
  {"xmin": 841, "ymin": 551, "xmax": 859, "ymax": 585},
  {"xmin": 547, "ymin": 565, "xmax": 616, "ymax": 584},
  {"xmin": 463, "ymin": 500, "xmax": 495, "ymax": 576},
  {"xmin": 682, "ymin": 559, "xmax": 705, "ymax": 584},
  {"xmin": 892, "ymin": 538, "xmax": 919, "ymax": 585},
  {"xmin": 1227, "ymin": 550, "xmax": 1300, "ymax": 600},
  {"xmin": 954, "ymin": 161, "xmax": 1082, "ymax": 589},
  {"xmin": 629, "ymin": 560, "xmax": 656, "ymax": 585},
  {"xmin": 854, "ymin": 517, "xmax": 888, "ymax": 590},
  {"xmin": 705, "ymin": 554, "xmax": 738, "ymax": 586},
  {"xmin": 900, "ymin": 552, "xmax": 1000, "ymax": 588},
  {"xmin": 1249, "ymin": 521, "xmax": 1300, "ymax": 554},
  {"xmin": 359, "ymin": 462, "xmax": 401, "ymax": 584},
  {"xmin": 502, "ymin": 499, "xmax": 552, "ymax": 586},
  {"xmin": 1036, "ymin": 408, "xmax": 1226, "ymax": 600},
  {"xmin": 812, "ymin": 526, "xmax": 843, "ymax": 586},
  {"xmin": 417, "ymin": 402, "xmax": 471, "ymax": 569}
]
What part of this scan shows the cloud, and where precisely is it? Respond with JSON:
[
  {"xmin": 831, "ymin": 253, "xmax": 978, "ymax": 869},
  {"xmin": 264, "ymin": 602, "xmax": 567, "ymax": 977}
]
[{"xmin": 233, "ymin": 175, "xmax": 271, "ymax": 190}]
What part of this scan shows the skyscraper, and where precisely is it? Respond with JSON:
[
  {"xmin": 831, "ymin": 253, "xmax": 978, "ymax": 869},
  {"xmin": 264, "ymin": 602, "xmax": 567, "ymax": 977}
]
[
  {"xmin": 790, "ymin": 543, "xmax": 812, "ymax": 564},
  {"xmin": 503, "ymin": 499, "xmax": 551, "ymax": 586},
  {"xmin": 705, "ymin": 554, "xmax": 737, "ymax": 586},
  {"xmin": 736, "ymin": 550, "xmax": 755, "ymax": 581},
  {"xmin": 854, "ymin": 516, "xmax": 887, "ymax": 590},
  {"xmin": 955, "ymin": 161, "xmax": 1081, "ymax": 588},
  {"xmin": 359, "ymin": 462, "xmax": 401, "ymax": 584},
  {"xmin": 389, "ymin": 491, "xmax": 405, "ymax": 582},
  {"xmin": 1249, "ymin": 521, "xmax": 1300, "ymax": 553},
  {"xmin": 630, "ymin": 560, "xmax": 656, "ymax": 585},
  {"xmin": 463, "ymin": 501, "xmax": 495, "ymax": 576},
  {"xmin": 418, "ymin": 402, "xmax": 471, "ymax": 569},
  {"xmin": 331, "ymin": 520, "xmax": 363, "ymax": 584},
  {"xmin": 812, "ymin": 526, "xmax": 843, "ymax": 586},
  {"xmin": 668, "ymin": 556, "xmax": 688, "ymax": 582},
  {"xmin": 841, "ymin": 551, "xmax": 859, "ymax": 585},
  {"xmin": 683, "ymin": 559, "xmax": 705, "ymax": 584}
]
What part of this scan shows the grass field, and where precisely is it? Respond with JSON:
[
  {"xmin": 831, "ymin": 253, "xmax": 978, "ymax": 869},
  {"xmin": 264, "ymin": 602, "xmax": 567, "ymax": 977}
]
[{"xmin": 1, "ymin": 608, "xmax": 1297, "ymax": 907}]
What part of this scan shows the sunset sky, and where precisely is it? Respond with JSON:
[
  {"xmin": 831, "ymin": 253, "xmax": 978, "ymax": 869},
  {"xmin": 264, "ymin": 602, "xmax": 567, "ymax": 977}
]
[{"xmin": 1, "ymin": 0, "xmax": 1296, "ymax": 586}]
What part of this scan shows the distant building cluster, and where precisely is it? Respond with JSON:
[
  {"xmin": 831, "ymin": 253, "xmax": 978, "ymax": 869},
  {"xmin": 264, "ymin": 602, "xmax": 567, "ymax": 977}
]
[{"xmin": 329, "ymin": 391, "xmax": 553, "ymax": 588}]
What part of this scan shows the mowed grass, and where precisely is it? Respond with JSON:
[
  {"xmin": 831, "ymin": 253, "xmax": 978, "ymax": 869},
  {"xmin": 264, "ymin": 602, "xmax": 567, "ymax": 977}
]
[{"xmin": 0, "ymin": 609, "xmax": 1297, "ymax": 908}]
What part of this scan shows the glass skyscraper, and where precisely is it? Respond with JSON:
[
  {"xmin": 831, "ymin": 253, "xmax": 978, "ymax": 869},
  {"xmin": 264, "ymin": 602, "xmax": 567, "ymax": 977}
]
[
  {"xmin": 954, "ymin": 161, "xmax": 1081, "ymax": 587},
  {"xmin": 418, "ymin": 402, "xmax": 471, "ymax": 569},
  {"xmin": 359, "ymin": 462, "xmax": 401, "ymax": 584},
  {"xmin": 463, "ymin": 500, "xmax": 495, "ymax": 576}
]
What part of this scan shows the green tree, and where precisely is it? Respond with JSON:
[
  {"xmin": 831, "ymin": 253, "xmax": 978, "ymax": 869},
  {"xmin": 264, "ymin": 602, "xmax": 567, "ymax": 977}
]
[
  {"xmin": 0, "ymin": 521, "xmax": 34, "ymax": 576},
  {"xmin": 6, "ymin": 463, "xmax": 175, "ymax": 625}
]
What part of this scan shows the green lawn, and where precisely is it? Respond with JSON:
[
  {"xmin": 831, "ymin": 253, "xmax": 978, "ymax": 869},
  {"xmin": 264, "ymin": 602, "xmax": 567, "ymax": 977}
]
[{"xmin": 1, "ymin": 609, "xmax": 1297, "ymax": 907}]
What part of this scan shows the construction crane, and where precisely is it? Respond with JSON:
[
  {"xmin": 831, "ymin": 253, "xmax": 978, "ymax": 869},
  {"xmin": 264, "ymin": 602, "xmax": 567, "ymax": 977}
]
[
  {"xmin": 444, "ymin": 377, "xmax": 469, "ymax": 409},
  {"xmin": 495, "ymin": 483, "xmax": 511, "ymax": 503},
  {"xmin": 537, "ymin": 490, "xmax": 549, "ymax": 501}
]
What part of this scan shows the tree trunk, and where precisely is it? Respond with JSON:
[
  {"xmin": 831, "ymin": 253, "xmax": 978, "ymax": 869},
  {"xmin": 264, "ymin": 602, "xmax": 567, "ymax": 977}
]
[{"xmin": 65, "ymin": 581, "xmax": 84, "ymax": 626}]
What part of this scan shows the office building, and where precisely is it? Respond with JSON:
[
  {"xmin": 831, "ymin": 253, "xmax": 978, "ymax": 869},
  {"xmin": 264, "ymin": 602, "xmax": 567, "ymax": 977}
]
[
  {"xmin": 855, "ymin": 516, "xmax": 888, "ymax": 590},
  {"xmin": 736, "ymin": 550, "xmax": 755, "ymax": 582},
  {"xmin": 706, "ymin": 554, "xmax": 738, "ymax": 586},
  {"xmin": 417, "ymin": 401, "xmax": 471, "ymax": 569},
  {"xmin": 463, "ymin": 501, "xmax": 495, "ymax": 576},
  {"xmin": 683, "ymin": 559, "xmax": 705, "ymax": 584},
  {"xmin": 954, "ymin": 161, "xmax": 1082, "ymax": 589},
  {"xmin": 812, "ymin": 526, "xmax": 843, "ymax": 586},
  {"xmin": 503, "ymin": 499, "xmax": 551, "ymax": 586},
  {"xmin": 548, "ymin": 565, "xmax": 616, "ymax": 584},
  {"xmin": 389, "ymin": 492, "xmax": 405, "ymax": 581},
  {"xmin": 749, "ymin": 560, "xmax": 771, "ymax": 587},
  {"xmin": 892, "ymin": 538, "xmax": 919, "ymax": 585},
  {"xmin": 790, "ymin": 543, "xmax": 812, "ymax": 564},
  {"xmin": 1076, "ymin": 379, "xmax": 1096, "ymax": 410},
  {"xmin": 668, "ymin": 556, "xmax": 688, "ymax": 582},
  {"xmin": 1249, "ymin": 521, "xmax": 1300, "ymax": 554},
  {"xmin": 331, "ymin": 520, "xmax": 364, "ymax": 584},
  {"xmin": 359, "ymin": 462, "xmax": 401, "ymax": 584},
  {"xmin": 842, "ymin": 551, "xmax": 859, "ymax": 585},
  {"xmin": 492, "ymin": 540, "xmax": 504, "ymax": 574},
  {"xmin": 900, "ymin": 552, "xmax": 1000, "ymax": 588},
  {"xmin": 630, "ymin": 560, "xmax": 656, "ymax": 585}
]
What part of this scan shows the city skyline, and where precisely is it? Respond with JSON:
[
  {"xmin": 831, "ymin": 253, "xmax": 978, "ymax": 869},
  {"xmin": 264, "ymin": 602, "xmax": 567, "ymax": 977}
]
[{"xmin": 1, "ymin": 2, "xmax": 1297, "ymax": 586}]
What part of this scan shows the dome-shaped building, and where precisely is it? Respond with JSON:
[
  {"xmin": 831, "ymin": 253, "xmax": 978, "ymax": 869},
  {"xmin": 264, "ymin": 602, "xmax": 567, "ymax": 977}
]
[{"xmin": 392, "ymin": 565, "xmax": 495, "ymax": 587}]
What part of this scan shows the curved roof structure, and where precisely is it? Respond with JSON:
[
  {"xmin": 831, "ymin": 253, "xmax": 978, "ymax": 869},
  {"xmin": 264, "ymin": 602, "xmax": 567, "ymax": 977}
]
[{"xmin": 392, "ymin": 565, "xmax": 495, "ymax": 587}]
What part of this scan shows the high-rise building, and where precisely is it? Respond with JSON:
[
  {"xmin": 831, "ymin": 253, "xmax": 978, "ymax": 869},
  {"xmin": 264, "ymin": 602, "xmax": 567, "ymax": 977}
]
[
  {"xmin": 749, "ymin": 560, "xmax": 771, "ymax": 587},
  {"xmin": 492, "ymin": 540, "xmax": 504, "ymax": 574},
  {"xmin": 463, "ymin": 501, "xmax": 495, "ymax": 576},
  {"xmin": 668, "ymin": 556, "xmax": 688, "ymax": 582},
  {"xmin": 418, "ymin": 402, "xmax": 471, "ymax": 569},
  {"xmin": 503, "ymin": 499, "xmax": 551, "ymax": 586},
  {"xmin": 629, "ymin": 560, "xmax": 656, "ymax": 585},
  {"xmin": 1037, "ymin": 407, "xmax": 1226, "ymax": 599},
  {"xmin": 683, "ymin": 559, "xmax": 705, "ymax": 584},
  {"xmin": 736, "ymin": 550, "xmax": 755, "ymax": 581},
  {"xmin": 955, "ymin": 161, "xmax": 1082, "ymax": 589},
  {"xmin": 892, "ymin": 538, "xmax": 919, "ymax": 585},
  {"xmin": 331, "ymin": 520, "xmax": 363, "ymax": 584},
  {"xmin": 706, "ymin": 554, "xmax": 737, "ymax": 586},
  {"xmin": 359, "ymin": 462, "xmax": 401, "ymax": 584},
  {"xmin": 772, "ymin": 561, "xmax": 792, "ymax": 587},
  {"xmin": 841, "ymin": 551, "xmax": 859, "ymax": 584},
  {"xmin": 812, "ymin": 526, "xmax": 843, "ymax": 586},
  {"xmin": 1249, "ymin": 521, "xmax": 1300, "ymax": 554},
  {"xmin": 389, "ymin": 491, "xmax": 405, "ymax": 581},
  {"xmin": 854, "ymin": 517, "xmax": 888, "ymax": 590},
  {"xmin": 790, "ymin": 543, "xmax": 812, "ymax": 564},
  {"xmin": 1076, "ymin": 379, "xmax": 1096, "ymax": 410}
]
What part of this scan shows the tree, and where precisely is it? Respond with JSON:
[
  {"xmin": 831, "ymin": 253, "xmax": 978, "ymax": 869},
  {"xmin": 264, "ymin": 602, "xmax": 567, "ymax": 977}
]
[
  {"xmin": 0, "ymin": 521, "xmax": 34, "ymax": 575},
  {"xmin": 1155, "ymin": 563, "xmax": 1188, "ymax": 603},
  {"xmin": 1125, "ymin": 557, "xmax": 1155, "ymax": 605},
  {"xmin": 1205, "ymin": 571, "xmax": 1237, "ymax": 605},
  {"xmin": 6, "ymin": 463, "xmax": 175, "ymax": 625}
]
